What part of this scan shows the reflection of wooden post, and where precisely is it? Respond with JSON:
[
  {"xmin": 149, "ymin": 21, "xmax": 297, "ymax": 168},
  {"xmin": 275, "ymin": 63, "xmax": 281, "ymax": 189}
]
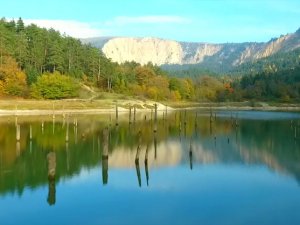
[
  {"xmin": 135, "ymin": 131, "xmax": 142, "ymax": 187},
  {"xmin": 47, "ymin": 152, "xmax": 56, "ymax": 206},
  {"xmin": 16, "ymin": 124, "xmax": 20, "ymax": 141},
  {"xmin": 135, "ymin": 159, "xmax": 141, "ymax": 187},
  {"xmin": 154, "ymin": 104, "xmax": 157, "ymax": 132},
  {"xmin": 145, "ymin": 144, "xmax": 149, "ymax": 186},
  {"xmin": 154, "ymin": 132, "xmax": 157, "ymax": 159},
  {"xmin": 189, "ymin": 143, "xmax": 193, "ymax": 170},
  {"xmin": 47, "ymin": 152, "xmax": 56, "ymax": 178},
  {"xmin": 135, "ymin": 131, "xmax": 142, "ymax": 162},
  {"xmin": 195, "ymin": 112, "xmax": 198, "ymax": 128},
  {"xmin": 295, "ymin": 126, "xmax": 297, "ymax": 140},
  {"xmin": 16, "ymin": 141, "xmax": 20, "ymax": 157},
  {"xmin": 102, "ymin": 127, "xmax": 109, "ymax": 185}
]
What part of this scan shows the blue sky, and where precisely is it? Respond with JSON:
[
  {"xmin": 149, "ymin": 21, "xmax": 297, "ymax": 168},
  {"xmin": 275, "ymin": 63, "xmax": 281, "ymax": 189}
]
[{"xmin": 1, "ymin": 0, "xmax": 300, "ymax": 43}]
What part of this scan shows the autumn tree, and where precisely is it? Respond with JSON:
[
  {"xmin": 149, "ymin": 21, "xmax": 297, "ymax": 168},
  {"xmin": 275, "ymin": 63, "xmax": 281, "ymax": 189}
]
[{"xmin": 0, "ymin": 56, "xmax": 27, "ymax": 96}]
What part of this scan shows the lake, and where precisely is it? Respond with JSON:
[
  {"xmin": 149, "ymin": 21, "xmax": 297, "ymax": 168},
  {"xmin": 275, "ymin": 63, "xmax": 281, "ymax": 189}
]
[{"xmin": 0, "ymin": 109, "xmax": 300, "ymax": 225}]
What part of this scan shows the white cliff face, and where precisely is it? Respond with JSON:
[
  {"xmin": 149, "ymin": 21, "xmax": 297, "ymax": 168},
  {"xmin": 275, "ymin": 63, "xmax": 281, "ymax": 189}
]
[
  {"xmin": 191, "ymin": 44, "xmax": 222, "ymax": 63},
  {"xmin": 103, "ymin": 37, "xmax": 183, "ymax": 65},
  {"xmin": 255, "ymin": 34, "xmax": 292, "ymax": 58},
  {"xmin": 95, "ymin": 29, "xmax": 300, "ymax": 68},
  {"xmin": 102, "ymin": 37, "xmax": 225, "ymax": 65}
]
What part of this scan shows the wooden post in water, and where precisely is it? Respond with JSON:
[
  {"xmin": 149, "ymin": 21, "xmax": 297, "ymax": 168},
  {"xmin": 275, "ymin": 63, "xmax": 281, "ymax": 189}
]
[
  {"xmin": 295, "ymin": 126, "xmax": 297, "ymax": 140},
  {"xmin": 195, "ymin": 112, "xmax": 198, "ymax": 128},
  {"xmin": 65, "ymin": 117, "xmax": 69, "ymax": 143},
  {"xmin": 154, "ymin": 104, "xmax": 158, "ymax": 133},
  {"xmin": 129, "ymin": 106, "xmax": 132, "ymax": 124},
  {"xmin": 102, "ymin": 127, "xmax": 109, "ymax": 185},
  {"xmin": 15, "ymin": 122, "xmax": 20, "ymax": 157},
  {"xmin": 52, "ymin": 116, "xmax": 55, "ymax": 135},
  {"xmin": 29, "ymin": 125, "xmax": 32, "ymax": 140},
  {"xmin": 165, "ymin": 104, "xmax": 168, "ymax": 117},
  {"xmin": 16, "ymin": 124, "xmax": 20, "ymax": 142},
  {"xmin": 115, "ymin": 103, "xmax": 119, "ymax": 126},
  {"xmin": 52, "ymin": 103, "xmax": 55, "ymax": 119},
  {"xmin": 15, "ymin": 105, "xmax": 18, "ymax": 127},
  {"xmin": 74, "ymin": 118, "xmax": 78, "ymax": 145},
  {"xmin": 133, "ymin": 106, "xmax": 136, "ymax": 123},
  {"xmin": 235, "ymin": 114, "xmax": 238, "ymax": 128},
  {"xmin": 42, "ymin": 121, "xmax": 44, "ymax": 134}
]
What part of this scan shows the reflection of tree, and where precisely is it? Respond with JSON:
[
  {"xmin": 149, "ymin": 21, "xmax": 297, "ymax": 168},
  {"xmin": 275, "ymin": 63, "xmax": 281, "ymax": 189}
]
[
  {"xmin": 47, "ymin": 177, "xmax": 56, "ymax": 206},
  {"xmin": 102, "ymin": 127, "xmax": 109, "ymax": 185},
  {"xmin": 47, "ymin": 152, "xmax": 56, "ymax": 206},
  {"xmin": 1, "ymin": 111, "xmax": 300, "ymax": 196}
]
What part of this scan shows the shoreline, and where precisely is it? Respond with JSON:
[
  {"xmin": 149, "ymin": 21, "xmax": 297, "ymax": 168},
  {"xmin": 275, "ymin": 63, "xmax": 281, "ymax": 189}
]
[
  {"xmin": 1, "ymin": 106, "xmax": 300, "ymax": 117},
  {"xmin": 0, "ymin": 99, "xmax": 300, "ymax": 116}
]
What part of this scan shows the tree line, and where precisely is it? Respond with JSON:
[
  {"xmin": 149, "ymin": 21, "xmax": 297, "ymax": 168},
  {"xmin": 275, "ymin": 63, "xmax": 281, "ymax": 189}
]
[{"xmin": 0, "ymin": 18, "xmax": 299, "ymax": 102}]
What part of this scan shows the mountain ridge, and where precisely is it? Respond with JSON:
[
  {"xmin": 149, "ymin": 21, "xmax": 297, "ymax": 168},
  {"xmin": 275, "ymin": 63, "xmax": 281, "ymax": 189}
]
[{"xmin": 82, "ymin": 28, "xmax": 300, "ymax": 72}]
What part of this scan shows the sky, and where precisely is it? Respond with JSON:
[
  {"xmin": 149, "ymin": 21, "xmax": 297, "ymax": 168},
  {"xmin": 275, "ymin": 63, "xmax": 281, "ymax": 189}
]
[{"xmin": 1, "ymin": 0, "xmax": 300, "ymax": 43}]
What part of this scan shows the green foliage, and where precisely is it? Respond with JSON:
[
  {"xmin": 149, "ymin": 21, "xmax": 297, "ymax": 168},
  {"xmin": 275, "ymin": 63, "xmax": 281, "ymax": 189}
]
[
  {"xmin": 31, "ymin": 72, "xmax": 79, "ymax": 99},
  {"xmin": 0, "ymin": 17, "xmax": 299, "ymax": 103}
]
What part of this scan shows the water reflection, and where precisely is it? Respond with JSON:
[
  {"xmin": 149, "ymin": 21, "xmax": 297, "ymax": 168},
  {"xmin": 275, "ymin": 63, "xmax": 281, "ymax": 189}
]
[
  {"xmin": 102, "ymin": 127, "xmax": 109, "ymax": 185},
  {"xmin": 47, "ymin": 152, "xmax": 56, "ymax": 206},
  {"xmin": 0, "ymin": 110, "xmax": 299, "ymax": 198}
]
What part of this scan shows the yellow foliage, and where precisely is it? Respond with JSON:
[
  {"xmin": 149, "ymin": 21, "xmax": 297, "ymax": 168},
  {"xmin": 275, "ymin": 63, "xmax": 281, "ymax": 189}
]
[
  {"xmin": 0, "ymin": 56, "xmax": 27, "ymax": 97},
  {"xmin": 169, "ymin": 90, "xmax": 181, "ymax": 101},
  {"xmin": 146, "ymin": 86, "xmax": 159, "ymax": 99}
]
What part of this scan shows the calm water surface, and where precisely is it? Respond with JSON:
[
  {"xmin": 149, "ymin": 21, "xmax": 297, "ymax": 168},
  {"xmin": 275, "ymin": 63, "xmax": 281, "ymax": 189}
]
[{"xmin": 0, "ymin": 110, "xmax": 300, "ymax": 225}]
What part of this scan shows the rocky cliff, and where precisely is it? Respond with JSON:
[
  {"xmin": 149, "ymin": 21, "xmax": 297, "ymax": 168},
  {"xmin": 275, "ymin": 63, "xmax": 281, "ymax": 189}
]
[{"xmin": 83, "ymin": 28, "xmax": 300, "ymax": 68}]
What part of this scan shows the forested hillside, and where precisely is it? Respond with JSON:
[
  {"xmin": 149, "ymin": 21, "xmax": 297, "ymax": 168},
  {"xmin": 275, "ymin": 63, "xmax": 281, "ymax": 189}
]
[
  {"xmin": 0, "ymin": 18, "xmax": 195, "ymax": 100},
  {"xmin": 0, "ymin": 18, "xmax": 299, "ymax": 103}
]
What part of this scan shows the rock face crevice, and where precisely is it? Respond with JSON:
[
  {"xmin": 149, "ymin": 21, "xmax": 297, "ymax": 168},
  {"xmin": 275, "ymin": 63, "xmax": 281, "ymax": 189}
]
[{"xmin": 83, "ymin": 28, "xmax": 300, "ymax": 67}]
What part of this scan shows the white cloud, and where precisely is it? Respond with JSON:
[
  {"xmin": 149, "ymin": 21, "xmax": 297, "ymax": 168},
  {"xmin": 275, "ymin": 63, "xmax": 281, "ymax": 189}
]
[
  {"xmin": 106, "ymin": 15, "xmax": 191, "ymax": 26},
  {"xmin": 23, "ymin": 19, "xmax": 104, "ymax": 38}
]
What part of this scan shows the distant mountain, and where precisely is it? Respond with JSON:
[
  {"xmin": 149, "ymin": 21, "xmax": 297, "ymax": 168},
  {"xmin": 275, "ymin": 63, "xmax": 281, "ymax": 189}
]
[{"xmin": 83, "ymin": 28, "xmax": 300, "ymax": 73}]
